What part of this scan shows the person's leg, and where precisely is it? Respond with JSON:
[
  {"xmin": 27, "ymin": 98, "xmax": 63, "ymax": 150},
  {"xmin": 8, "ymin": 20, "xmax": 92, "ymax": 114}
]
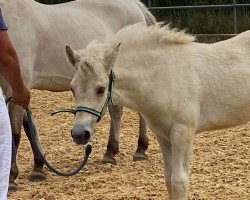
[{"xmin": 0, "ymin": 89, "xmax": 12, "ymax": 200}]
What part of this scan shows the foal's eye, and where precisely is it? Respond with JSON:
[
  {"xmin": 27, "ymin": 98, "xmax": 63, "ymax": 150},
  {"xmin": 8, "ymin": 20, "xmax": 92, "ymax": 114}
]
[{"xmin": 96, "ymin": 87, "xmax": 106, "ymax": 95}]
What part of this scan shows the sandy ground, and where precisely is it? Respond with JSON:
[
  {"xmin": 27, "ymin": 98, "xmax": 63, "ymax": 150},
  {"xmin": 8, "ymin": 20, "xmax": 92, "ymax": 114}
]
[{"xmin": 8, "ymin": 90, "xmax": 249, "ymax": 200}]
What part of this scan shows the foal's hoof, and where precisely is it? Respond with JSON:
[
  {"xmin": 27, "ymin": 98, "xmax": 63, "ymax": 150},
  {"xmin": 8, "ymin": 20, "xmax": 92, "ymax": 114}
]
[
  {"xmin": 133, "ymin": 152, "xmax": 148, "ymax": 162},
  {"xmin": 28, "ymin": 171, "xmax": 47, "ymax": 182},
  {"xmin": 8, "ymin": 182, "xmax": 18, "ymax": 192},
  {"xmin": 101, "ymin": 155, "xmax": 117, "ymax": 165}
]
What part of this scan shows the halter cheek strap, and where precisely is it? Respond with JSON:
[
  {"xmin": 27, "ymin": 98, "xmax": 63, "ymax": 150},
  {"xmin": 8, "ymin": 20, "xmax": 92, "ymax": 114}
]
[{"xmin": 51, "ymin": 69, "xmax": 116, "ymax": 123}]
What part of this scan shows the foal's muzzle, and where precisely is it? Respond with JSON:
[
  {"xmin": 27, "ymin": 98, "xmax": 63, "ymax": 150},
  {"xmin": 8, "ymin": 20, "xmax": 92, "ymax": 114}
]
[{"xmin": 71, "ymin": 128, "xmax": 91, "ymax": 145}]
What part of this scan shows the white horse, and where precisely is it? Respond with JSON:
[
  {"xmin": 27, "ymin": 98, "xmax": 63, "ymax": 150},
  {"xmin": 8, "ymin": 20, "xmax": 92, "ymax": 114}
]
[
  {"xmin": 0, "ymin": 0, "xmax": 155, "ymax": 190},
  {"xmin": 66, "ymin": 23, "xmax": 250, "ymax": 200}
]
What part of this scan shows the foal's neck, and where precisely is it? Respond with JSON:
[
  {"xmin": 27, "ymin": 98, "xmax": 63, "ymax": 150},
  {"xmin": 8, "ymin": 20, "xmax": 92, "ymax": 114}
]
[{"xmin": 112, "ymin": 48, "xmax": 156, "ymax": 113}]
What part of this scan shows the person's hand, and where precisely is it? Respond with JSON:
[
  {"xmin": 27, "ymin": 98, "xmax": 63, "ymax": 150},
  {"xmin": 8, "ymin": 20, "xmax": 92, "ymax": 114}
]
[{"xmin": 12, "ymin": 85, "xmax": 30, "ymax": 108}]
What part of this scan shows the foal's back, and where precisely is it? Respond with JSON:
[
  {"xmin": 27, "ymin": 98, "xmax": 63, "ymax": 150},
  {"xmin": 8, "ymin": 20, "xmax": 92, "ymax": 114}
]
[{"xmin": 196, "ymin": 31, "xmax": 250, "ymax": 132}]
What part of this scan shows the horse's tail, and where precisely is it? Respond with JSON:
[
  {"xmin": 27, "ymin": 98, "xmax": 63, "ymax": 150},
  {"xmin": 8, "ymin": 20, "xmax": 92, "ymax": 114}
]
[{"xmin": 135, "ymin": 0, "xmax": 156, "ymax": 26}]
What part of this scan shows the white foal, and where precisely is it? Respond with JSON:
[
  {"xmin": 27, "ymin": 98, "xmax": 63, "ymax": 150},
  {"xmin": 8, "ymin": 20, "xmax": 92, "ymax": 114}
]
[{"xmin": 66, "ymin": 23, "xmax": 250, "ymax": 199}]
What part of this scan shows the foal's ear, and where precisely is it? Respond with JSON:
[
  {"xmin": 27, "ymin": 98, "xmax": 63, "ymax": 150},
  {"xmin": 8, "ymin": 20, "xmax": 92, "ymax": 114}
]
[
  {"xmin": 104, "ymin": 43, "xmax": 121, "ymax": 72},
  {"xmin": 65, "ymin": 45, "xmax": 80, "ymax": 67}
]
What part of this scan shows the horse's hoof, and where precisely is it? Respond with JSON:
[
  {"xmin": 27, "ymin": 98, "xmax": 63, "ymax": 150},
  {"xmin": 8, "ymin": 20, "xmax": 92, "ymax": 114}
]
[
  {"xmin": 8, "ymin": 182, "xmax": 18, "ymax": 192},
  {"xmin": 28, "ymin": 171, "xmax": 47, "ymax": 182},
  {"xmin": 101, "ymin": 155, "xmax": 117, "ymax": 165},
  {"xmin": 133, "ymin": 152, "xmax": 148, "ymax": 162}
]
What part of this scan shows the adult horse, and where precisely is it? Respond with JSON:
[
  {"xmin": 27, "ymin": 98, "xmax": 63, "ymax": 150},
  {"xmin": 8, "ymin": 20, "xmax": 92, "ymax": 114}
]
[
  {"xmin": 65, "ymin": 23, "xmax": 250, "ymax": 199},
  {"xmin": 0, "ymin": 0, "xmax": 155, "ymax": 191}
]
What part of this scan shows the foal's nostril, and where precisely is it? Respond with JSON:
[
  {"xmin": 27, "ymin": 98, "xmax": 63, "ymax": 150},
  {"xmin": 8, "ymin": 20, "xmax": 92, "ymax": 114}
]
[
  {"xmin": 84, "ymin": 130, "xmax": 90, "ymax": 140},
  {"xmin": 71, "ymin": 127, "xmax": 91, "ymax": 144}
]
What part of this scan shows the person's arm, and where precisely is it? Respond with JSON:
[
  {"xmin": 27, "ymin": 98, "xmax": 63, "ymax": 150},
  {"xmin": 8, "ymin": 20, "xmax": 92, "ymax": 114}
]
[{"xmin": 0, "ymin": 30, "xmax": 30, "ymax": 108}]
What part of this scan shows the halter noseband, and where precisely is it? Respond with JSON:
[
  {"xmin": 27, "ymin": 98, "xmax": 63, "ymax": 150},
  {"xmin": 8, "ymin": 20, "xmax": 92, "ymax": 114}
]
[{"xmin": 51, "ymin": 69, "xmax": 116, "ymax": 122}]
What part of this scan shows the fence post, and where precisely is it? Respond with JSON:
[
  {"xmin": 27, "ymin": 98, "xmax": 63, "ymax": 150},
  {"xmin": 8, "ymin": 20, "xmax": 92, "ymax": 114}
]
[
  {"xmin": 147, "ymin": 0, "xmax": 151, "ymax": 7},
  {"xmin": 233, "ymin": 0, "xmax": 237, "ymax": 33}
]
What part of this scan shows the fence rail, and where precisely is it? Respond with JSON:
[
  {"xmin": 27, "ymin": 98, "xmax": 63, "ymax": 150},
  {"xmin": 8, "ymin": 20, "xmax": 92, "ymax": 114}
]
[{"xmin": 146, "ymin": 0, "xmax": 250, "ymax": 34}]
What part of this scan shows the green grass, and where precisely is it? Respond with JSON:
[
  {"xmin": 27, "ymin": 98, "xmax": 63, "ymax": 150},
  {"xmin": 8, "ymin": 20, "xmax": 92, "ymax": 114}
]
[
  {"xmin": 36, "ymin": 0, "xmax": 250, "ymax": 33},
  {"xmin": 153, "ymin": 7, "xmax": 250, "ymax": 34}
]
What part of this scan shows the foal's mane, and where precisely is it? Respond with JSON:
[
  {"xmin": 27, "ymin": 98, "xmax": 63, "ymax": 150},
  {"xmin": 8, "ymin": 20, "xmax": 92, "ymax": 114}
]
[
  {"xmin": 114, "ymin": 23, "xmax": 196, "ymax": 47},
  {"xmin": 84, "ymin": 23, "xmax": 196, "ymax": 76}
]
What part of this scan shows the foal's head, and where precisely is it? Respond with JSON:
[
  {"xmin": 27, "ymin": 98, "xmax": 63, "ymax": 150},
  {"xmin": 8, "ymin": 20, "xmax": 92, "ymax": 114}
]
[{"xmin": 66, "ymin": 43, "xmax": 120, "ymax": 144}]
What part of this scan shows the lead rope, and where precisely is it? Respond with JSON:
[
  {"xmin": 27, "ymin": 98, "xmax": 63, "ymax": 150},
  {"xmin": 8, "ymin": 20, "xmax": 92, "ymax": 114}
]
[{"xmin": 6, "ymin": 97, "xmax": 92, "ymax": 177}]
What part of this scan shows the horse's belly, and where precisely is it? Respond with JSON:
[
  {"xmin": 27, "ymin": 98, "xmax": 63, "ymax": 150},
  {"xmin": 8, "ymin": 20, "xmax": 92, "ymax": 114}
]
[
  {"xmin": 30, "ymin": 76, "xmax": 72, "ymax": 92},
  {"xmin": 198, "ymin": 107, "xmax": 250, "ymax": 132}
]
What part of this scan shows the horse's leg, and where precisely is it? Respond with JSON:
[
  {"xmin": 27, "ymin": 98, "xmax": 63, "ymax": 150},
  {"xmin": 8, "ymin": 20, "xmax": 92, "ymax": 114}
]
[
  {"xmin": 133, "ymin": 114, "xmax": 148, "ymax": 161},
  {"xmin": 169, "ymin": 124, "xmax": 195, "ymax": 200},
  {"xmin": 101, "ymin": 105, "xmax": 123, "ymax": 164},
  {"xmin": 8, "ymin": 104, "xmax": 24, "ymax": 192},
  {"xmin": 22, "ymin": 110, "xmax": 46, "ymax": 181},
  {"xmin": 155, "ymin": 134, "xmax": 173, "ymax": 199}
]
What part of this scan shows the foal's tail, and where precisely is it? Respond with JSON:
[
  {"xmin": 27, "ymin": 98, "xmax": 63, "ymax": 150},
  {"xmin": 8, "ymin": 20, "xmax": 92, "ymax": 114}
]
[{"xmin": 135, "ymin": 0, "xmax": 156, "ymax": 26}]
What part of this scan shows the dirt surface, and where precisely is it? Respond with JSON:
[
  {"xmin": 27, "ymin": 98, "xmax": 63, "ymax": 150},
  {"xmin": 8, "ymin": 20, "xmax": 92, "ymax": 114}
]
[{"xmin": 9, "ymin": 90, "xmax": 249, "ymax": 200}]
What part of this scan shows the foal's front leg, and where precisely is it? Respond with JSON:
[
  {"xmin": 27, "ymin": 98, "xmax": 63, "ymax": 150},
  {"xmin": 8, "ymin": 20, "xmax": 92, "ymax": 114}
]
[
  {"xmin": 169, "ymin": 124, "xmax": 195, "ymax": 200},
  {"xmin": 155, "ymin": 134, "xmax": 173, "ymax": 198}
]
